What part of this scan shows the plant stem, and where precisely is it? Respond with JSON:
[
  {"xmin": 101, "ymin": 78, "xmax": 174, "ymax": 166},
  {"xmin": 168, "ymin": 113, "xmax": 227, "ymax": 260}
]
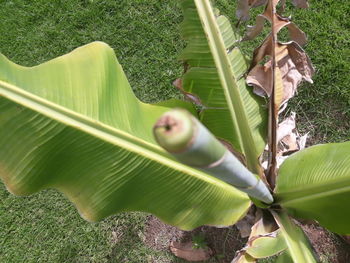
[
  {"xmin": 154, "ymin": 109, "xmax": 273, "ymax": 204},
  {"xmin": 267, "ymin": 0, "xmax": 278, "ymax": 189}
]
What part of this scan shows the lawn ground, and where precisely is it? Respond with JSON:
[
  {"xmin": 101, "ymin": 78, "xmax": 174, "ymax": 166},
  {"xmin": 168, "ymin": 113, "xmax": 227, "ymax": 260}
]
[{"xmin": 0, "ymin": 0, "xmax": 349, "ymax": 262}]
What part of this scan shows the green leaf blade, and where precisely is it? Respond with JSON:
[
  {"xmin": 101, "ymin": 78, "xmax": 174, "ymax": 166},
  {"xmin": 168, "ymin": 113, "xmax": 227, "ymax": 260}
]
[
  {"xmin": 275, "ymin": 141, "xmax": 350, "ymax": 234},
  {"xmin": 179, "ymin": 0, "xmax": 267, "ymax": 174},
  {"xmin": 246, "ymin": 230, "xmax": 286, "ymax": 259},
  {"xmin": 272, "ymin": 211, "xmax": 317, "ymax": 263},
  {"xmin": 0, "ymin": 42, "xmax": 250, "ymax": 230}
]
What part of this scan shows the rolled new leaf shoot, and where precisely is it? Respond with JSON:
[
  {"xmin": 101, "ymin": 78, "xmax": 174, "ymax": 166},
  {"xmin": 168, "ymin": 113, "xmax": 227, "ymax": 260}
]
[{"xmin": 153, "ymin": 109, "xmax": 273, "ymax": 204}]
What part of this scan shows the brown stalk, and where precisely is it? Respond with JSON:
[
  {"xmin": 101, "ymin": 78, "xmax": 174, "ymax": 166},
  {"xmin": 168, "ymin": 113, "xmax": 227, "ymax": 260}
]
[{"xmin": 266, "ymin": 0, "xmax": 278, "ymax": 189}]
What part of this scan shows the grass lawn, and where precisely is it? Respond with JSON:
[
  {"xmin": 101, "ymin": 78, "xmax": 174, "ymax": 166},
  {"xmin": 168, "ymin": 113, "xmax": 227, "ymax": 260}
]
[{"xmin": 0, "ymin": 0, "xmax": 349, "ymax": 262}]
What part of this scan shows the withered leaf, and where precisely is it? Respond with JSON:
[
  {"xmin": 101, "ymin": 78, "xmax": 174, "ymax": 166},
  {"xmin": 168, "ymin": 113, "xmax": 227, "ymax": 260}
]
[
  {"xmin": 235, "ymin": 207, "xmax": 260, "ymax": 238},
  {"xmin": 292, "ymin": 0, "xmax": 309, "ymax": 8},
  {"xmin": 277, "ymin": 112, "xmax": 296, "ymax": 142},
  {"xmin": 286, "ymin": 22, "xmax": 307, "ymax": 46},
  {"xmin": 287, "ymin": 42, "xmax": 314, "ymax": 82},
  {"xmin": 236, "ymin": 0, "xmax": 268, "ymax": 21},
  {"xmin": 242, "ymin": 9, "xmax": 306, "ymax": 46},
  {"xmin": 262, "ymin": 112, "xmax": 308, "ymax": 169},
  {"xmin": 247, "ymin": 56, "xmax": 303, "ymax": 104},
  {"xmin": 278, "ymin": 112, "xmax": 308, "ymax": 154},
  {"xmin": 243, "ymin": 0, "xmax": 312, "ymax": 182},
  {"xmin": 236, "ymin": 0, "xmax": 309, "ymax": 21},
  {"xmin": 232, "ymin": 217, "xmax": 279, "ymax": 262},
  {"xmin": 169, "ymin": 240, "xmax": 213, "ymax": 262},
  {"xmin": 247, "ymin": 41, "xmax": 314, "ymax": 104}
]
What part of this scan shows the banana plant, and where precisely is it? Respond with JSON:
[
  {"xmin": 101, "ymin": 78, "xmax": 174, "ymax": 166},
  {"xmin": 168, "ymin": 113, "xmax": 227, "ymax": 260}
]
[{"xmin": 0, "ymin": 0, "xmax": 349, "ymax": 262}]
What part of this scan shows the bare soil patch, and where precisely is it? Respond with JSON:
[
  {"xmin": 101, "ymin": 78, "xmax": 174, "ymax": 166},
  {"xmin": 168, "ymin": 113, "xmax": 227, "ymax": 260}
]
[
  {"xmin": 145, "ymin": 215, "xmax": 350, "ymax": 263},
  {"xmin": 144, "ymin": 215, "xmax": 246, "ymax": 262},
  {"xmin": 300, "ymin": 223, "xmax": 350, "ymax": 263}
]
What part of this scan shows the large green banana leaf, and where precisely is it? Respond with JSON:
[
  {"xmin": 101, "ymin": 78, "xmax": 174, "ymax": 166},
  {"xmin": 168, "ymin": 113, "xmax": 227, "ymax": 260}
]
[
  {"xmin": 0, "ymin": 42, "xmax": 251, "ymax": 230},
  {"xmin": 179, "ymin": 0, "xmax": 267, "ymax": 174},
  {"xmin": 275, "ymin": 141, "xmax": 350, "ymax": 234}
]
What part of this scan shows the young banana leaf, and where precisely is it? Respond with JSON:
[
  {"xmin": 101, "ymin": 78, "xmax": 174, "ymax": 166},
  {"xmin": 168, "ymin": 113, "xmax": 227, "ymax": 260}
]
[
  {"xmin": 179, "ymin": 0, "xmax": 268, "ymax": 176},
  {"xmin": 0, "ymin": 42, "xmax": 251, "ymax": 230},
  {"xmin": 275, "ymin": 141, "xmax": 350, "ymax": 234},
  {"xmin": 272, "ymin": 211, "xmax": 317, "ymax": 263}
]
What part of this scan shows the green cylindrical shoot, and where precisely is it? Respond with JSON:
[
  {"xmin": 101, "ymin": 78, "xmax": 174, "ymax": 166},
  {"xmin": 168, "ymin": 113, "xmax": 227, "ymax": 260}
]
[{"xmin": 153, "ymin": 109, "xmax": 273, "ymax": 204}]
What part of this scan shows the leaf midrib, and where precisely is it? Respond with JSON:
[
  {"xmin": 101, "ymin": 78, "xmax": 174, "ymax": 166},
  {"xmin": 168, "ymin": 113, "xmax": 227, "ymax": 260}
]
[
  {"xmin": 194, "ymin": 0, "xmax": 260, "ymax": 174},
  {"xmin": 0, "ymin": 80, "xmax": 239, "ymax": 190},
  {"xmin": 276, "ymin": 177, "xmax": 350, "ymax": 206}
]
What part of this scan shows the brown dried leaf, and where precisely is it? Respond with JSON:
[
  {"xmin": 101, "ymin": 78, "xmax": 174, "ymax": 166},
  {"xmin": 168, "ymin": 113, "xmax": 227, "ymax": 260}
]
[
  {"xmin": 282, "ymin": 134, "xmax": 299, "ymax": 151},
  {"xmin": 277, "ymin": 112, "xmax": 308, "ymax": 154},
  {"xmin": 236, "ymin": 219, "xmax": 254, "ymax": 238},
  {"xmin": 236, "ymin": 0, "xmax": 268, "ymax": 21},
  {"xmin": 169, "ymin": 240, "xmax": 213, "ymax": 262},
  {"xmin": 292, "ymin": 0, "xmax": 309, "ymax": 8},
  {"xmin": 242, "ymin": 15, "xmax": 266, "ymax": 41},
  {"xmin": 235, "ymin": 207, "xmax": 259, "ymax": 238},
  {"xmin": 286, "ymin": 23, "xmax": 307, "ymax": 46},
  {"xmin": 277, "ymin": 112, "xmax": 296, "ymax": 141},
  {"xmin": 236, "ymin": 0, "xmax": 251, "ymax": 21},
  {"xmin": 247, "ymin": 56, "xmax": 303, "ymax": 104},
  {"xmin": 247, "ymin": 41, "xmax": 313, "ymax": 104},
  {"xmin": 245, "ymin": 0, "xmax": 311, "ymax": 182},
  {"xmin": 249, "ymin": 217, "xmax": 277, "ymax": 238},
  {"xmin": 242, "ymin": 12, "xmax": 306, "ymax": 46},
  {"xmin": 237, "ymin": 0, "xmax": 309, "ymax": 22},
  {"xmin": 232, "ymin": 217, "xmax": 278, "ymax": 263},
  {"xmin": 287, "ymin": 42, "xmax": 315, "ymax": 82},
  {"xmin": 261, "ymin": 112, "xmax": 308, "ymax": 169}
]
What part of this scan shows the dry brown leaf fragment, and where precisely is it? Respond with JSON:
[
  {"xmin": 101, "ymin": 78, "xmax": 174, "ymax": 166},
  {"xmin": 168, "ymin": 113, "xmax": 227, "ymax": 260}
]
[
  {"xmin": 286, "ymin": 22, "xmax": 307, "ymax": 46},
  {"xmin": 169, "ymin": 240, "xmax": 213, "ymax": 262},
  {"xmin": 287, "ymin": 42, "xmax": 314, "ymax": 82},
  {"xmin": 277, "ymin": 112, "xmax": 296, "ymax": 141},
  {"xmin": 236, "ymin": 0, "xmax": 268, "ymax": 21},
  {"xmin": 247, "ymin": 56, "xmax": 303, "ymax": 104},
  {"xmin": 236, "ymin": 0, "xmax": 309, "ymax": 21},
  {"xmin": 242, "ymin": 15, "xmax": 266, "ymax": 41},
  {"xmin": 261, "ymin": 112, "xmax": 308, "ymax": 169},
  {"xmin": 242, "ymin": 11, "xmax": 306, "ymax": 46},
  {"xmin": 277, "ymin": 112, "xmax": 308, "ymax": 155},
  {"xmin": 235, "ymin": 207, "xmax": 260, "ymax": 238},
  {"xmin": 232, "ymin": 217, "xmax": 278, "ymax": 263},
  {"xmin": 292, "ymin": 0, "xmax": 309, "ymax": 8},
  {"xmin": 236, "ymin": 0, "xmax": 251, "ymax": 21},
  {"xmin": 247, "ymin": 41, "xmax": 313, "ymax": 104},
  {"xmin": 250, "ymin": 0, "xmax": 269, "ymax": 7}
]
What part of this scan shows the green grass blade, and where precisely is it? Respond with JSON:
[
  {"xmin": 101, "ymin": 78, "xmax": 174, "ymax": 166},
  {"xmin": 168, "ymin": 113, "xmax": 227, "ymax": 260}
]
[
  {"xmin": 275, "ymin": 141, "xmax": 350, "ymax": 234},
  {"xmin": 0, "ymin": 42, "xmax": 250, "ymax": 230}
]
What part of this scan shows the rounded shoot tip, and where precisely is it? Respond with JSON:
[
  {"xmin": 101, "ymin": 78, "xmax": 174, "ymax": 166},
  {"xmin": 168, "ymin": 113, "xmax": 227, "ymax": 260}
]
[{"xmin": 153, "ymin": 109, "xmax": 195, "ymax": 153}]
